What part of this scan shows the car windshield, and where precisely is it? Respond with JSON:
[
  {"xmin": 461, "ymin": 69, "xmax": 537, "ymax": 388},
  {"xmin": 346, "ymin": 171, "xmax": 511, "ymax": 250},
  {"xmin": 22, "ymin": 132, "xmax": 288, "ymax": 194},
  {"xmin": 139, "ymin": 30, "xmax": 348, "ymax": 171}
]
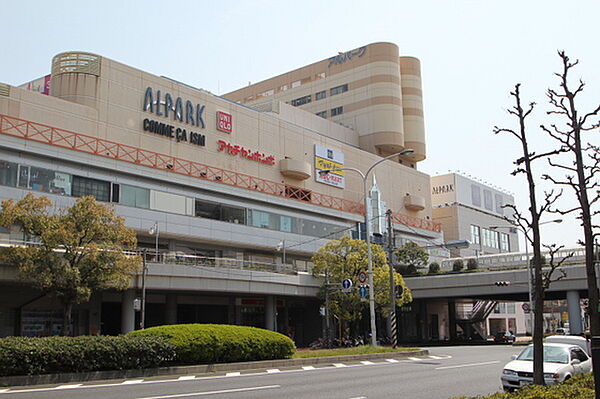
[{"xmin": 517, "ymin": 346, "xmax": 569, "ymax": 364}]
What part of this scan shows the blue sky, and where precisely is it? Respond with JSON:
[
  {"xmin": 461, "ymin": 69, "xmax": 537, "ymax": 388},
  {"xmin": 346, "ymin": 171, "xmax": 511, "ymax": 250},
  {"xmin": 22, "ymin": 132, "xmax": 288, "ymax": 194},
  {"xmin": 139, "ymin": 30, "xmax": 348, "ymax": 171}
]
[{"xmin": 1, "ymin": 0, "xmax": 598, "ymax": 248}]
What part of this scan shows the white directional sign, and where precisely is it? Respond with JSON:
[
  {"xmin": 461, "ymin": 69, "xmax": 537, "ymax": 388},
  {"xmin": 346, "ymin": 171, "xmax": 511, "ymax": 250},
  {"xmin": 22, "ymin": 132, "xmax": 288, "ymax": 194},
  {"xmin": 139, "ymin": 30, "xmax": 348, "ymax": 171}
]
[{"xmin": 342, "ymin": 279, "xmax": 353, "ymax": 293}]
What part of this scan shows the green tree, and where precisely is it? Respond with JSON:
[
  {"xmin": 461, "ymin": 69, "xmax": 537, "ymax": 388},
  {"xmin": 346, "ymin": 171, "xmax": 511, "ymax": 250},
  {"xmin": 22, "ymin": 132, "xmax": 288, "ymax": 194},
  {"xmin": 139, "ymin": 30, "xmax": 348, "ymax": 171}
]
[
  {"xmin": 395, "ymin": 242, "xmax": 429, "ymax": 275},
  {"xmin": 312, "ymin": 235, "xmax": 411, "ymax": 337},
  {"xmin": 0, "ymin": 194, "xmax": 140, "ymax": 336}
]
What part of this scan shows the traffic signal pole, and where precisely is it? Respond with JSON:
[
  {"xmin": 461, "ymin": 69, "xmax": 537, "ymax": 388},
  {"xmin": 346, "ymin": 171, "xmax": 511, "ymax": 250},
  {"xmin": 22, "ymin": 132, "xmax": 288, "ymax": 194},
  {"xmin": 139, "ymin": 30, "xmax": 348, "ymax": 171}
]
[{"xmin": 386, "ymin": 209, "xmax": 397, "ymax": 347}]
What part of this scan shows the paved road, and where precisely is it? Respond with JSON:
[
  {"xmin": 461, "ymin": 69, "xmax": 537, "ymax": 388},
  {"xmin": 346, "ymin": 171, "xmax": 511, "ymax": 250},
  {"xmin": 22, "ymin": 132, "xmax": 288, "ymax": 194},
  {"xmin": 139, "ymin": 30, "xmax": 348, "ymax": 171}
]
[{"xmin": 0, "ymin": 345, "xmax": 523, "ymax": 399}]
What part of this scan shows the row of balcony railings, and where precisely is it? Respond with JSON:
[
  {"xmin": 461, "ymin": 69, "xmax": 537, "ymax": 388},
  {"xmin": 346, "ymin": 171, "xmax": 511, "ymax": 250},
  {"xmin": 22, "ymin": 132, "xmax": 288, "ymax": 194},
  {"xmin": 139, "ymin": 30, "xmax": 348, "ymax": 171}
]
[
  {"xmin": 440, "ymin": 246, "xmax": 587, "ymax": 271},
  {"xmin": 0, "ymin": 238, "xmax": 309, "ymax": 276}
]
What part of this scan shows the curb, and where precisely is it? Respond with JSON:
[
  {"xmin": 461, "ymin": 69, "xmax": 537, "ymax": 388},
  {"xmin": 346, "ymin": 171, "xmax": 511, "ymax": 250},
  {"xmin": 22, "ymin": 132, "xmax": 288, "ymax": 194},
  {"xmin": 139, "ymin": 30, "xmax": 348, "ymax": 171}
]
[{"xmin": 0, "ymin": 349, "xmax": 428, "ymax": 387}]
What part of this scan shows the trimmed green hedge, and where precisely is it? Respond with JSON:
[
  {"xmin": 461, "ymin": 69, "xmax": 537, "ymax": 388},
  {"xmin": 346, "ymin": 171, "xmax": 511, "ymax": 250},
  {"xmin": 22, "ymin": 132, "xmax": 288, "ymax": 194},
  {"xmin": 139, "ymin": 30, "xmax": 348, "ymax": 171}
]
[
  {"xmin": 0, "ymin": 335, "xmax": 176, "ymax": 377},
  {"xmin": 128, "ymin": 324, "xmax": 295, "ymax": 364},
  {"xmin": 451, "ymin": 372, "xmax": 594, "ymax": 399}
]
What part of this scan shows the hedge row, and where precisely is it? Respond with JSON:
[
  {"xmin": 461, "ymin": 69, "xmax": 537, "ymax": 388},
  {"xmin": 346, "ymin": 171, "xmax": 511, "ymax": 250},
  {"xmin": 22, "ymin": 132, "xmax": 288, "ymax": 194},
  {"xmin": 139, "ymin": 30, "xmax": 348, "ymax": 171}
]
[
  {"xmin": 0, "ymin": 335, "xmax": 176, "ymax": 377},
  {"xmin": 451, "ymin": 372, "xmax": 594, "ymax": 399},
  {"xmin": 128, "ymin": 324, "xmax": 295, "ymax": 364}
]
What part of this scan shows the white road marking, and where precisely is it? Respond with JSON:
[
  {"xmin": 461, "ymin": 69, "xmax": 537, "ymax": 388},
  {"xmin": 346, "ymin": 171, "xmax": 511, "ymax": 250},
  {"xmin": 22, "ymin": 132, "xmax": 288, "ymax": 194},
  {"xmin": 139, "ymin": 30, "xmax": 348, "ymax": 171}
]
[
  {"xmin": 386, "ymin": 359, "xmax": 399, "ymax": 363},
  {"xmin": 266, "ymin": 369, "xmax": 280, "ymax": 373},
  {"xmin": 333, "ymin": 363, "xmax": 347, "ymax": 367},
  {"xmin": 122, "ymin": 379, "xmax": 144, "ymax": 384},
  {"xmin": 360, "ymin": 361, "xmax": 374, "ymax": 365},
  {"xmin": 302, "ymin": 366, "xmax": 316, "ymax": 370},
  {"xmin": 177, "ymin": 376, "xmax": 196, "ymax": 380},
  {"xmin": 137, "ymin": 385, "xmax": 281, "ymax": 399},
  {"xmin": 0, "ymin": 391, "xmax": 8, "ymax": 394},
  {"xmin": 408, "ymin": 357, "xmax": 422, "ymax": 361},
  {"xmin": 429, "ymin": 356, "xmax": 443, "ymax": 359},
  {"xmin": 436, "ymin": 361, "xmax": 500, "ymax": 370},
  {"xmin": 348, "ymin": 397, "xmax": 367, "ymax": 399},
  {"xmin": 225, "ymin": 372, "xmax": 241, "ymax": 377},
  {"xmin": 55, "ymin": 384, "xmax": 82, "ymax": 389}
]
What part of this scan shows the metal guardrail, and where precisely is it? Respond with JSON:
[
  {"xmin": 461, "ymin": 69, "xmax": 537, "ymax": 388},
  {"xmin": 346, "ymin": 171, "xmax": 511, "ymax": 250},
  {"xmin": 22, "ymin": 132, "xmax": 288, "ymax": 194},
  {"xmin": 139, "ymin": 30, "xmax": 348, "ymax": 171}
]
[{"xmin": 440, "ymin": 246, "xmax": 586, "ymax": 271}]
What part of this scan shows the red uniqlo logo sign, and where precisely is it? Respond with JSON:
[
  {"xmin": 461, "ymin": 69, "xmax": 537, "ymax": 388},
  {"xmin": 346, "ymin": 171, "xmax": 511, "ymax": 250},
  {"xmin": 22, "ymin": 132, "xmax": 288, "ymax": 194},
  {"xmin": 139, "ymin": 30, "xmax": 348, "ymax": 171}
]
[{"xmin": 217, "ymin": 111, "xmax": 232, "ymax": 133}]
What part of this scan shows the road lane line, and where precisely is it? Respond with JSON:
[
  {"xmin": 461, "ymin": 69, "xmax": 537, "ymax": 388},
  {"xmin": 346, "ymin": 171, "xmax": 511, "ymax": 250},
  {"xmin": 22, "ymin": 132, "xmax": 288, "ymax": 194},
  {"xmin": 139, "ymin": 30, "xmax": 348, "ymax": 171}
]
[
  {"xmin": 408, "ymin": 357, "xmax": 422, "ymax": 361},
  {"xmin": 55, "ymin": 384, "xmax": 82, "ymax": 389},
  {"xmin": 266, "ymin": 369, "xmax": 280, "ymax": 373},
  {"xmin": 122, "ymin": 379, "xmax": 144, "ymax": 384},
  {"xmin": 429, "ymin": 356, "xmax": 443, "ymax": 359},
  {"xmin": 386, "ymin": 359, "xmax": 399, "ymax": 363},
  {"xmin": 137, "ymin": 385, "xmax": 281, "ymax": 399},
  {"xmin": 360, "ymin": 361, "xmax": 374, "ymax": 365},
  {"xmin": 177, "ymin": 376, "xmax": 196, "ymax": 381},
  {"xmin": 225, "ymin": 372, "xmax": 241, "ymax": 377},
  {"xmin": 333, "ymin": 363, "xmax": 347, "ymax": 367},
  {"xmin": 436, "ymin": 361, "xmax": 500, "ymax": 370},
  {"xmin": 302, "ymin": 366, "xmax": 315, "ymax": 370}
]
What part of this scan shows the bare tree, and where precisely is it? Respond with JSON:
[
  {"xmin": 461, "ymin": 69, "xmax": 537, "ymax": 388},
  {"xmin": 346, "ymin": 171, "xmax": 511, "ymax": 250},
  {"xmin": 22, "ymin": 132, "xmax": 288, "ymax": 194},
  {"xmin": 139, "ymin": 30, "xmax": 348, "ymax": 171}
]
[
  {"xmin": 494, "ymin": 84, "xmax": 564, "ymax": 385},
  {"xmin": 541, "ymin": 51, "xmax": 600, "ymax": 340}
]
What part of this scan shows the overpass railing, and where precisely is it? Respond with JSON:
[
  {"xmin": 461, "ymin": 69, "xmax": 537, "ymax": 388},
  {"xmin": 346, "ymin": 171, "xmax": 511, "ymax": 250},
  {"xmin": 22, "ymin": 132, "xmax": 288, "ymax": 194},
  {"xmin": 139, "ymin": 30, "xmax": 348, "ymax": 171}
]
[{"xmin": 440, "ymin": 246, "xmax": 586, "ymax": 271}]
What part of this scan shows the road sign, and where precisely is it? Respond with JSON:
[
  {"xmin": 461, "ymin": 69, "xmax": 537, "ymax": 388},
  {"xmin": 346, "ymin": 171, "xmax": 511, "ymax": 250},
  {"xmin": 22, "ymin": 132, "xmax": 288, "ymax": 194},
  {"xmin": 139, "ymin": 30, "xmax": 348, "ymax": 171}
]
[
  {"xmin": 342, "ymin": 279, "xmax": 353, "ymax": 293},
  {"xmin": 522, "ymin": 303, "xmax": 530, "ymax": 312},
  {"xmin": 359, "ymin": 285, "xmax": 368, "ymax": 298},
  {"xmin": 358, "ymin": 271, "xmax": 367, "ymax": 284}
]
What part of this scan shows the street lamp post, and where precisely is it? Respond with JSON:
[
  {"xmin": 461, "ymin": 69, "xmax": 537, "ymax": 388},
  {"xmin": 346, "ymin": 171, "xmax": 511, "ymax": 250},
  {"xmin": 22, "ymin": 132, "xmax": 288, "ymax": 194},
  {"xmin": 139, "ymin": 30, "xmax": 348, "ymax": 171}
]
[
  {"xmin": 319, "ymin": 149, "xmax": 414, "ymax": 346},
  {"xmin": 149, "ymin": 222, "xmax": 159, "ymax": 261},
  {"xmin": 491, "ymin": 219, "xmax": 562, "ymax": 336}
]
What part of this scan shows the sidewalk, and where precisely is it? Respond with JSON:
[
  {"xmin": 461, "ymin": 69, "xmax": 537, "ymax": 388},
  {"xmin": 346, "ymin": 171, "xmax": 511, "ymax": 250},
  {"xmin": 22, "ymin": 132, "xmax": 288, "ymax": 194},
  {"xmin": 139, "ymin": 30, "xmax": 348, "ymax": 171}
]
[{"xmin": 0, "ymin": 349, "xmax": 429, "ymax": 388}]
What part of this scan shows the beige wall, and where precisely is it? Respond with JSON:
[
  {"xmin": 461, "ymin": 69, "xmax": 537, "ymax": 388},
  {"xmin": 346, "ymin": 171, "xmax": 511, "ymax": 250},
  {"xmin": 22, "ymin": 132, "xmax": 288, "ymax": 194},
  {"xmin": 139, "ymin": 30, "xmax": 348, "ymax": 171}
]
[{"xmin": 0, "ymin": 50, "xmax": 433, "ymax": 220}]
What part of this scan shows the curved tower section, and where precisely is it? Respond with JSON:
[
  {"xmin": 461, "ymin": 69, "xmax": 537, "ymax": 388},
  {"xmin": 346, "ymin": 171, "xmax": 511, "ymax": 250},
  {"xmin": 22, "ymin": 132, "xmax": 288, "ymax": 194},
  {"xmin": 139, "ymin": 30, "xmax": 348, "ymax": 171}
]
[
  {"xmin": 399, "ymin": 56, "xmax": 426, "ymax": 162},
  {"xmin": 50, "ymin": 52, "xmax": 102, "ymax": 109}
]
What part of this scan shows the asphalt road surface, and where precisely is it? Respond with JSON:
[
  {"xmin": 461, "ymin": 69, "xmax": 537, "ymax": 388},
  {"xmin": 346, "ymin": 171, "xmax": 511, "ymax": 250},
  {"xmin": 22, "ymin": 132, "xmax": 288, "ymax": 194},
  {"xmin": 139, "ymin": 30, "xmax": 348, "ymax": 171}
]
[{"xmin": 0, "ymin": 345, "xmax": 523, "ymax": 399}]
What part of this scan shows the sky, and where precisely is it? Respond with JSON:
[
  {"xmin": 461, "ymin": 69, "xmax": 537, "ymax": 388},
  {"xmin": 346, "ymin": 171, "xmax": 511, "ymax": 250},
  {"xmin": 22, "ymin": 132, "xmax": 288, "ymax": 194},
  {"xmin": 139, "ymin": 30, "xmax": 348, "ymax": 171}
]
[{"xmin": 1, "ymin": 0, "xmax": 598, "ymax": 249}]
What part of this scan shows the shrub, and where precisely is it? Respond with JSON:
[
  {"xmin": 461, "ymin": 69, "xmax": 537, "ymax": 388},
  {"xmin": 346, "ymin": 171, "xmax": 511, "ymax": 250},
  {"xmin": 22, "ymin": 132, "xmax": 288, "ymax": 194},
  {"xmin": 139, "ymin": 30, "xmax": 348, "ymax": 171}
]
[
  {"xmin": 452, "ymin": 259, "xmax": 464, "ymax": 272},
  {"xmin": 466, "ymin": 258, "xmax": 478, "ymax": 270},
  {"xmin": 0, "ymin": 335, "xmax": 175, "ymax": 377},
  {"xmin": 128, "ymin": 324, "xmax": 295, "ymax": 365},
  {"xmin": 428, "ymin": 262, "xmax": 440, "ymax": 274}
]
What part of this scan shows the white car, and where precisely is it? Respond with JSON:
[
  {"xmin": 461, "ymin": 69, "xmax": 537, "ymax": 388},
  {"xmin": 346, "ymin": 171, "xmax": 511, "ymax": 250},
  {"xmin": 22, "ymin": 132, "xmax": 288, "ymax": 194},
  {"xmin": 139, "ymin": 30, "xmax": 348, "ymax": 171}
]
[{"xmin": 501, "ymin": 343, "xmax": 592, "ymax": 392}]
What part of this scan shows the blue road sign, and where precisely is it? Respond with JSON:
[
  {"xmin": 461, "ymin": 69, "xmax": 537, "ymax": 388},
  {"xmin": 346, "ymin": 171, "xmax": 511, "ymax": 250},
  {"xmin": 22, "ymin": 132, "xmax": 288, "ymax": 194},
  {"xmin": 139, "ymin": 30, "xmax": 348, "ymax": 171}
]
[{"xmin": 342, "ymin": 279, "xmax": 353, "ymax": 290}]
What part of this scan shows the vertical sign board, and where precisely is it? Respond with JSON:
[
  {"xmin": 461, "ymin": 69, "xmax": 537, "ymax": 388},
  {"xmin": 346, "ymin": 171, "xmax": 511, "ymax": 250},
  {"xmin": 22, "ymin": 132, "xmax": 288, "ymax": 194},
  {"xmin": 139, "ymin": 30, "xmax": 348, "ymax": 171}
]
[
  {"xmin": 216, "ymin": 111, "xmax": 233, "ymax": 133},
  {"xmin": 315, "ymin": 144, "xmax": 345, "ymax": 188}
]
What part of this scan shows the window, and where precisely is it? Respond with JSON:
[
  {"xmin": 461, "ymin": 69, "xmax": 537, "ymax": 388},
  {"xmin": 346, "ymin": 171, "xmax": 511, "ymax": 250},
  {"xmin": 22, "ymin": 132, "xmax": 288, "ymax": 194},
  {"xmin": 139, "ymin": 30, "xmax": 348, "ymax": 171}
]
[
  {"xmin": 330, "ymin": 84, "xmax": 348, "ymax": 96},
  {"xmin": 120, "ymin": 185, "xmax": 150, "ymax": 208},
  {"xmin": 316, "ymin": 111, "xmax": 327, "ymax": 118},
  {"xmin": 30, "ymin": 167, "xmax": 71, "ymax": 195},
  {"xmin": 195, "ymin": 200, "xmax": 221, "ymax": 220},
  {"xmin": 470, "ymin": 225, "xmax": 481, "ymax": 245},
  {"xmin": 0, "ymin": 161, "xmax": 18, "ymax": 187},
  {"xmin": 221, "ymin": 205, "xmax": 245, "ymax": 224},
  {"xmin": 72, "ymin": 176, "xmax": 111, "ymax": 202},
  {"xmin": 291, "ymin": 80, "xmax": 301, "ymax": 88},
  {"xmin": 331, "ymin": 106, "xmax": 343, "ymax": 116},
  {"xmin": 484, "ymin": 190, "xmax": 493, "ymax": 211},
  {"xmin": 500, "ymin": 233, "xmax": 510, "ymax": 252},
  {"xmin": 506, "ymin": 303, "xmax": 516, "ymax": 313},
  {"xmin": 291, "ymin": 95, "xmax": 311, "ymax": 107},
  {"xmin": 18, "ymin": 165, "xmax": 29, "ymax": 188},
  {"xmin": 315, "ymin": 91, "xmax": 326, "ymax": 100},
  {"xmin": 495, "ymin": 194, "xmax": 504, "ymax": 215},
  {"xmin": 471, "ymin": 185, "xmax": 481, "ymax": 207}
]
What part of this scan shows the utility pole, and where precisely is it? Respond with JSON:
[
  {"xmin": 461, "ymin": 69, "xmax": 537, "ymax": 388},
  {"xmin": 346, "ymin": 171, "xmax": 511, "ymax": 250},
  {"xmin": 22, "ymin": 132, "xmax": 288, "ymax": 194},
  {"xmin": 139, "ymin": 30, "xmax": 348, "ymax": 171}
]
[
  {"xmin": 140, "ymin": 248, "xmax": 147, "ymax": 330},
  {"xmin": 325, "ymin": 270, "xmax": 331, "ymax": 348},
  {"xmin": 386, "ymin": 209, "xmax": 397, "ymax": 347}
]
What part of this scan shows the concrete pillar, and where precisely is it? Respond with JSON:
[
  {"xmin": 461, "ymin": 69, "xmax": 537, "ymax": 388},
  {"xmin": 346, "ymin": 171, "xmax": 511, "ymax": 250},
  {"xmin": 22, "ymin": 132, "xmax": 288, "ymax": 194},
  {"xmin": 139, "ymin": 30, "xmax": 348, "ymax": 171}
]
[
  {"xmin": 121, "ymin": 289, "xmax": 136, "ymax": 334},
  {"xmin": 165, "ymin": 294, "xmax": 177, "ymax": 325},
  {"xmin": 567, "ymin": 290, "xmax": 583, "ymax": 334},
  {"xmin": 448, "ymin": 299, "xmax": 457, "ymax": 341},
  {"xmin": 265, "ymin": 295, "xmax": 276, "ymax": 331}
]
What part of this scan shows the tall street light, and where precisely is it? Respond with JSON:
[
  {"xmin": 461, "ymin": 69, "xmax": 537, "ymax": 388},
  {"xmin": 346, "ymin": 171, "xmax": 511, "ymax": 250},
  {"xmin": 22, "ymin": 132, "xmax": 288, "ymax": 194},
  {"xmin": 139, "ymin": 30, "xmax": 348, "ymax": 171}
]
[
  {"xmin": 490, "ymin": 219, "xmax": 562, "ymax": 335},
  {"xmin": 319, "ymin": 149, "xmax": 414, "ymax": 346},
  {"xmin": 149, "ymin": 222, "xmax": 159, "ymax": 261}
]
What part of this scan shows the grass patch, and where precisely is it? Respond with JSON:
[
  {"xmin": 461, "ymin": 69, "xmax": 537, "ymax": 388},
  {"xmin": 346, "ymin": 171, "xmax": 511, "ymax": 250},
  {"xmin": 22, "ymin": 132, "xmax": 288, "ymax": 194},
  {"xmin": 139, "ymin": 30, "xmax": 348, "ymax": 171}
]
[{"xmin": 292, "ymin": 345, "xmax": 420, "ymax": 359}]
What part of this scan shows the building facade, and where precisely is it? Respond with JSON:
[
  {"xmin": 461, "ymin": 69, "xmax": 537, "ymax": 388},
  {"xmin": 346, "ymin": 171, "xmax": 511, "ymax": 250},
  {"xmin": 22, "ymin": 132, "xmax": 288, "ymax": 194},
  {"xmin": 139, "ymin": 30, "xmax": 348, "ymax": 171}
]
[
  {"xmin": 0, "ymin": 43, "xmax": 442, "ymax": 344},
  {"xmin": 431, "ymin": 173, "xmax": 519, "ymax": 258}
]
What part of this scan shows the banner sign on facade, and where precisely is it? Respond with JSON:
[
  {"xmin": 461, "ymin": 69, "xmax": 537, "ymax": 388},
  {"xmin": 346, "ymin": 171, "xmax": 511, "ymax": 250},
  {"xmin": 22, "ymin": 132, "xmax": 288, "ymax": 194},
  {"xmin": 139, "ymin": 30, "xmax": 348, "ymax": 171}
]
[{"xmin": 315, "ymin": 145, "xmax": 345, "ymax": 188}]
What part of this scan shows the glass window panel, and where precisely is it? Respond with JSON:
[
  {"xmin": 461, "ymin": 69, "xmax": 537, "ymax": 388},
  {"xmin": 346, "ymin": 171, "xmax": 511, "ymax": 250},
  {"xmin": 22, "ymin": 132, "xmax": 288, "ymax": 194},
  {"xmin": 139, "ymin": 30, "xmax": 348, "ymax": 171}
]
[
  {"xmin": 195, "ymin": 200, "xmax": 220, "ymax": 220},
  {"xmin": 471, "ymin": 185, "xmax": 481, "ymax": 207},
  {"xmin": 484, "ymin": 190, "xmax": 493, "ymax": 210},
  {"xmin": 222, "ymin": 205, "xmax": 245, "ymax": 224},
  {"xmin": 29, "ymin": 166, "xmax": 55, "ymax": 193},
  {"xmin": 51, "ymin": 172, "xmax": 72, "ymax": 196},
  {"xmin": 72, "ymin": 176, "xmax": 110, "ymax": 202},
  {"xmin": 495, "ymin": 194, "xmax": 504, "ymax": 215},
  {"xmin": 18, "ymin": 165, "xmax": 29, "ymax": 188},
  {"xmin": 281, "ymin": 216, "xmax": 294, "ymax": 233},
  {"xmin": 0, "ymin": 161, "xmax": 18, "ymax": 187}
]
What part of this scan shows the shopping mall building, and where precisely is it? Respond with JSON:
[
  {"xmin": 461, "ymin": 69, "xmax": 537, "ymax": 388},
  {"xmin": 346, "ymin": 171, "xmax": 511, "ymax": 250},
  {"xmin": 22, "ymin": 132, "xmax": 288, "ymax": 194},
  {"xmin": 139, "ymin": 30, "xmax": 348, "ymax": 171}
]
[{"xmin": 0, "ymin": 42, "xmax": 443, "ymax": 345}]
